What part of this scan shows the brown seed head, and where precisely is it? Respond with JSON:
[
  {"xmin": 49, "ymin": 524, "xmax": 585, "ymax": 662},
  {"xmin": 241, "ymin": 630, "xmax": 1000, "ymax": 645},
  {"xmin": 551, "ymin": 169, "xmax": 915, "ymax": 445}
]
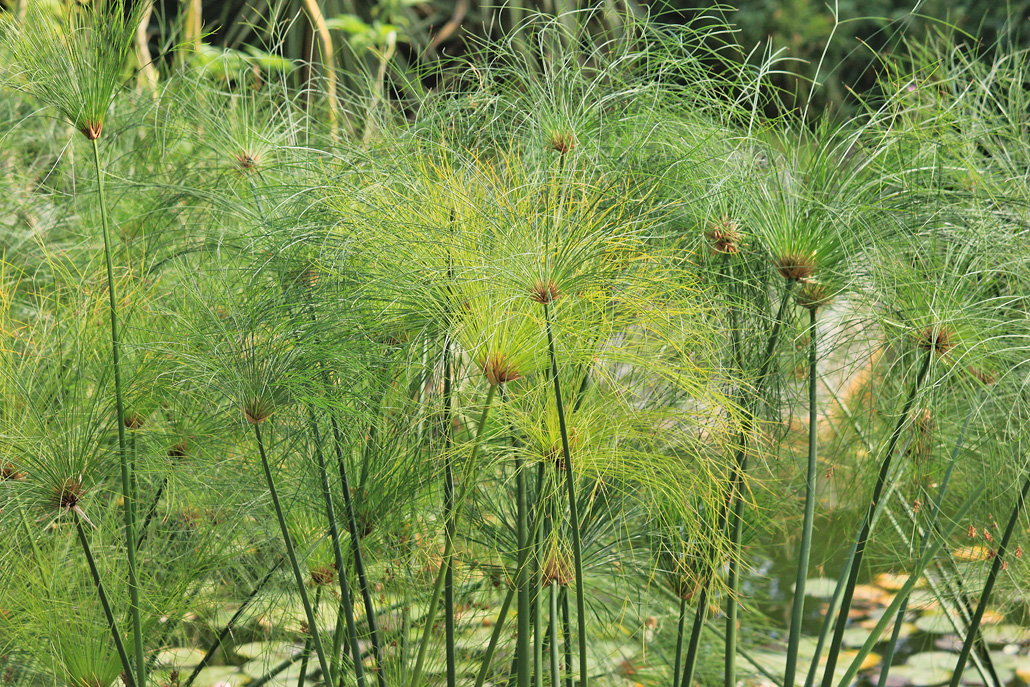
[
  {"xmin": 310, "ymin": 564, "xmax": 336, "ymax": 586},
  {"xmin": 80, "ymin": 122, "xmax": 103, "ymax": 141},
  {"xmin": 124, "ymin": 413, "xmax": 145, "ymax": 430},
  {"xmin": 705, "ymin": 216, "xmax": 741, "ymax": 255},
  {"xmin": 55, "ymin": 477, "xmax": 87, "ymax": 511},
  {"xmin": 242, "ymin": 396, "xmax": 275, "ymax": 424},
  {"xmin": 481, "ymin": 353, "xmax": 522, "ymax": 386},
  {"xmin": 0, "ymin": 462, "xmax": 25, "ymax": 481},
  {"xmin": 915, "ymin": 325, "xmax": 954, "ymax": 356},
  {"xmin": 794, "ymin": 281, "xmax": 834, "ymax": 311},
  {"xmin": 529, "ymin": 280, "xmax": 560, "ymax": 305},
  {"xmin": 168, "ymin": 441, "xmax": 189, "ymax": 460},
  {"xmin": 773, "ymin": 252, "xmax": 818, "ymax": 283},
  {"xmin": 548, "ymin": 130, "xmax": 577, "ymax": 155},
  {"xmin": 234, "ymin": 152, "xmax": 259, "ymax": 172},
  {"xmin": 541, "ymin": 550, "xmax": 573, "ymax": 586}
]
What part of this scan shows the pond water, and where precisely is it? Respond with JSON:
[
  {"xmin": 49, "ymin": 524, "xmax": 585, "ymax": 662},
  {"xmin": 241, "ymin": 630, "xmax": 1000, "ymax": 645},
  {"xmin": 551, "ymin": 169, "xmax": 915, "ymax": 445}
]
[{"xmin": 741, "ymin": 511, "xmax": 1030, "ymax": 687}]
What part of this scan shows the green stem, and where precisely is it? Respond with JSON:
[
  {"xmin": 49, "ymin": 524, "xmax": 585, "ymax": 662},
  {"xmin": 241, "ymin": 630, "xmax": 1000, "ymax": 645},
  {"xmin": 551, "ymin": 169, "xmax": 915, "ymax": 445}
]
[
  {"xmin": 561, "ymin": 587, "xmax": 573, "ymax": 687},
  {"xmin": 444, "ymin": 336, "xmax": 457, "ymax": 687},
  {"xmin": 298, "ymin": 585, "xmax": 323, "ymax": 687},
  {"xmin": 550, "ymin": 582, "xmax": 561, "ymax": 687},
  {"xmin": 253, "ymin": 422, "xmax": 335, "ymax": 686},
  {"xmin": 309, "ymin": 412, "xmax": 366, "ymax": 687},
  {"xmin": 76, "ymin": 515, "xmax": 135, "ymax": 687},
  {"xmin": 183, "ymin": 560, "xmax": 283, "ymax": 687},
  {"xmin": 474, "ymin": 584, "xmax": 516, "ymax": 687},
  {"xmin": 819, "ymin": 347, "xmax": 934, "ymax": 687},
  {"xmin": 680, "ymin": 592, "xmax": 707, "ymax": 687},
  {"xmin": 517, "ymin": 430, "xmax": 531, "ymax": 687},
  {"xmin": 92, "ymin": 135, "xmax": 144, "ymax": 687},
  {"xmin": 672, "ymin": 597, "xmax": 687, "ymax": 687},
  {"xmin": 784, "ymin": 306, "xmax": 819, "ymax": 687},
  {"xmin": 948, "ymin": 468, "xmax": 1030, "ymax": 687},
  {"xmin": 543, "ymin": 301, "xmax": 587, "ymax": 687},
  {"xmin": 876, "ymin": 406, "xmax": 976, "ymax": 687},
  {"xmin": 726, "ymin": 282, "xmax": 795, "ymax": 687},
  {"xmin": 409, "ymin": 384, "xmax": 498, "ymax": 687},
  {"xmin": 136, "ymin": 477, "xmax": 167, "ymax": 551}
]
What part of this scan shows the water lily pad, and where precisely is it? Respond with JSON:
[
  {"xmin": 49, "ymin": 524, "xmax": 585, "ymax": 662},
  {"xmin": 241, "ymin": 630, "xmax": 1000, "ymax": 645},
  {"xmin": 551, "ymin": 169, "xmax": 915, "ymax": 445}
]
[
  {"xmin": 875, "ymin": 573, "xmax": 919, "ymax": 591},
  {"xmin": 915, "ymin": 612, "xmax": 957, "ymax": 635},
  {"xmin": 853, "ymin": 584, "xmax": 894, "ymax": 606},
  {"xmin": 906, "ymin": 651, "xmax": 959, "ymax": 671},
  {"xmin": 963, "ymin": 665, "xmax": 1015, "ymax": 685},
  {"xmin": 156, "ymin": 647, "xmax": 205, "ymax": 667},
  {"xmin": 798, "ymin": 577, "xmax": 838, "ymax": 598},
  {"xmin": 234, "ymin": 641, "xmax": 298, "ymax": 661},
  {"xmin": 980, "ymin": 623, "xmax": 1030, "ymax": 645},
  {"xmin": 906, "ymin": 590, "xmax": 940, "ymax": 611},
  {"xmin": 953, "ymin": 546, "xmax": 992, "ymax": 561},
  {"xmin": 191, "ymin": 667, "xmax": 250, "ymax": 687},
  {"xmin": 887, "ymin": 664, "xmax": 953, "ymax": 686}
]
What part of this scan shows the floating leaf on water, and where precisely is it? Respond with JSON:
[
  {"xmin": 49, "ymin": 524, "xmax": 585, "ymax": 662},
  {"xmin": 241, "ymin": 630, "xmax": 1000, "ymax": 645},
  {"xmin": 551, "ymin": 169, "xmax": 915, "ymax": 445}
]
[
  {"xmin": 156, "ymin": 647, "xmax": 206, "ymax": 668},
  {"xmin": 234, "ymin": 641, "xmax": 298, "ymax": 661},
  {"xmin": 906, "ymin": 651, "xmax": 960, "ymax": 671},
  {"xmin": 962, "ymin": 665, "xmax": 1014, "ymax": 686},
  {"xmin": 933, "ymin": 636, "xmax": 962, "ymax": 652},
  {"xmin": 914, "ymin": 612, "xmax": 957, "ymax": 635},
  {"xmin": 874, "ymin": 572, "xmax": 919, "ymax": 591},
  {"xmin": 191, "ymin": 667, "xmax": 251, "ymax": 687},
  {"xmin": 906, "ymin": 590, "xmax": 940, "ymax": 611},
  {"xmin": 978, "ymin": 609, "xmax": 1006, "ymax": 626},
  {"xmin": 850, "ymin": 622, "xmax": 916, "ymax": 644},
  {"xmin": 888, "ymin": 664, "xmax": 953, "ymax": 687},
  {"xmin": 798, "ymin": 577, "xmax": 838, "ymax": 598},
  {"xmin": 980, "ymin": 623, "xmax": 1030, "ymax": 645},
  {"xmin": 853, "ymin": 584, "xmax": 894, "ymax": 606},
  {"xmin": 953, "ymin": 546, "xmax": 991, "ymax": 562}
]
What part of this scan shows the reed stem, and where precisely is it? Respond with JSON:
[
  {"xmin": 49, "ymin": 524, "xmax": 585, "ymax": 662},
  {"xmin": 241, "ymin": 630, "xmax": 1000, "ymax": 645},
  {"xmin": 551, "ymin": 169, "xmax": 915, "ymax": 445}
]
[
  {"xmin": 543, "ymin": 301, "xmax": 588, "ymax": 687},
  {"xmin": 309, "ymin": 412, "xmax": 366, "ymax": 687},
  {"xmin": 183, "ymin": 561, "xmax": 283, "ymax": 687},
  {"xmin": 409, "ymin": 384, "xmax": 498, "ymax": 687},
  {"xmin": 550, "ymin": 582, "xmax": 561, "ymax": 687},
  {"xmin": 75, "ymin": 515, "xmax": 135, "ymax": 687},
  {"xmin": 948, "ymin": 468, "xmax": 1030, "ymax": 687},
  {"xmin": 672, "ymin": 597, "xmax": 687, "ymax": 687},
  {"xmin": 474, "ymin": 585, "xmax": 516, "ymax": 687},
  {"xmin": 784, "ymin": 306, "xmax": 819, "ymax": 687},
  {"xmin": 726, "ymin": 282, "xmax": 795, "ymax": 687},
  {"xmin": 92, "ymin": 136, "xmax": 144, "ymax": 687},
  {"xmin": 819, "ymin": 347, "xmax": 934, "ymax": 687},
  {"xmin": 253, "ymin": 422, "xmax": 335, "ymax": 686},
  {"xmin": 444, "ymin": 335, "xmax": 457, "ymax": 687}
]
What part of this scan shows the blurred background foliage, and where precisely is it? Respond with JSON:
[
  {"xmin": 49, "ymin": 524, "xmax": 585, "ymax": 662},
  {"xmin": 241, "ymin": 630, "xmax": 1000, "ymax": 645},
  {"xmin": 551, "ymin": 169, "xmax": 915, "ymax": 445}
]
[{"xmin": 1, "ymin": 0, "xmax": 1027, "ymax": 123}]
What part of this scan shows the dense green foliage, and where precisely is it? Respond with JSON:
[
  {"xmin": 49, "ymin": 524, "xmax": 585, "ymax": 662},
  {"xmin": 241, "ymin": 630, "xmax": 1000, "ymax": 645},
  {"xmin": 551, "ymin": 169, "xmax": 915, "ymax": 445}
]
[{"xmin": 1, "ymin": 3, "xmax": 1030, "ymax": 687}]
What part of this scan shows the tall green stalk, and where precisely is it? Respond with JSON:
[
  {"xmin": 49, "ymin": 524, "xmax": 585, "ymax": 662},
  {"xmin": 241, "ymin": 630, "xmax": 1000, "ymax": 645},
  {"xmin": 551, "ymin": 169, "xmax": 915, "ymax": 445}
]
[
  {"xmin": 875, "ymin": 407, "xmax": 975, "ymax": 687},
  {"xmin": 184, "ymin": 561, "xmax": 283, "ymax": 687},
  {"xmin": 474, "ymin": 585, "xmax": 516, "ymax": 687},
  {"xmin": 819, "ymin": 347, "xmax": 934, "ymax": 687},
  {"xmin": 309, "ymin": 413, "xmax": 366, "ymax": 687},
  {"xmin": 409, "ymin": 384, "xmax": 498, "ymax": 687},
  {"xmin": 517, "ymin": 419, "xmax": 531, "ymax": 687},
  {"xmin": 550, "ymin": 582, "xmax": 561, "ymax": 687},
  {"xmin": 75, "ymin": 515, "xmax": 135, "ymax": 687},
  {"xmin": 726, "ymin": 282, "xmax": 795, "ymax": 687},
  {"xmin": 783, "ymin": 306, "xmax": 819, "ymax": 687},
  {"xmin": 672, "ymin": 597, "xmax": 687, "ymax": 687},
  {"xmin": 253, "ymin": 422, "xmax": 335, "ymax": 686},
  {"xmin": 443, "ymin": 336, "xmax": 457, "ymax": 687},
  {"xmin": 948, "ymin": 466, "xmax": 1030, "ymax": 687},
  {"xmin": 543, "ymin": 301, "xmax": 587, "ymax": 687},
  {"xmin": 92, "ymin": 138, "xmax": 144, "ymax": 687}
]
